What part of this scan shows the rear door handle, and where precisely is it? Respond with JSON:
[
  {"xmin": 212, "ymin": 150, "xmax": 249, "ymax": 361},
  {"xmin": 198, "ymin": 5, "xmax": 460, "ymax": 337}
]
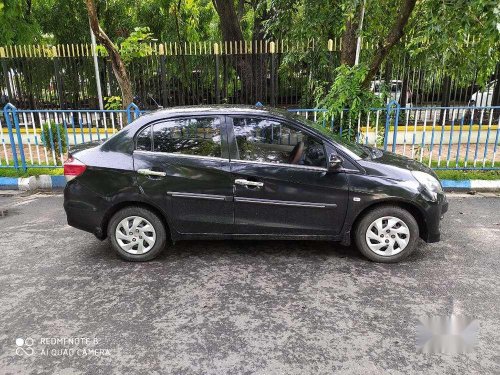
[
  {"xmin": 234, "ymin": 179, "xmax": 264, "ymax": 188},
  {"xmin": 137, "ymin": 169, "xmax": 166, "ymax": 177}
]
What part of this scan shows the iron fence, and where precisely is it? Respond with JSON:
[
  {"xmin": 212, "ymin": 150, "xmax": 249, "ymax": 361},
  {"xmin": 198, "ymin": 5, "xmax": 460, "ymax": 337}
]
[
  {"xmin": 1, "ymin": 40, "xmax": 499, "ymax": 110},
  {"xmin": 1, "ymin": 102, "xmax": 499, "ymax": 171}
]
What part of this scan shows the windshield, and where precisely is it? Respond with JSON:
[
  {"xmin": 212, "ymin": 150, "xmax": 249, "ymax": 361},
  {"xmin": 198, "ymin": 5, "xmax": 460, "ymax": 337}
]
[{"xmin": 292, "ymin": 114, "xmax": 370, "ymax": 160}]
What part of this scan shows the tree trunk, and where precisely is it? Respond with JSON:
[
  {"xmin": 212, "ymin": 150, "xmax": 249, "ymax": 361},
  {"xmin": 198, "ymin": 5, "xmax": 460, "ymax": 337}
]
[
  {"xmin": 340, "ymin": 17, "xmax": 359, "ymax": 66},
  {"xmin": 362, "ymin": 0, "xmax": 417, "ymax": 87},
  {"xmin": 439, "ymin": 75, "xmax": 452, "ymax": 124},
  {"xmin": 85, "ymin": 0, "xmax": 133, "ymax": 108},
  {"xmin": 252, "ymin": 7, "xmax": 269, "ymax": 103},
  {"xmin": 173, "ymin": 0, "xmax": 188, "ymax": 105},
  {"xmin": 492, "ymin": 63, "xmax": 500, "ymax": 107},
  {"xmin": 212, "ymin": 0, "xmax": 258, "ymax": 103}
]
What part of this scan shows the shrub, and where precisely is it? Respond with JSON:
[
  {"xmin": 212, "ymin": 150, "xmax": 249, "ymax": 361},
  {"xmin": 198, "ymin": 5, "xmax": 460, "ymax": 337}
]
[
  {"xmin": 104, "ymin": 96, "xmax": 123, "ymax": 110},
  {"xmin": 40, "ymin": 121, "xmax": 68, "ymax": 162}
]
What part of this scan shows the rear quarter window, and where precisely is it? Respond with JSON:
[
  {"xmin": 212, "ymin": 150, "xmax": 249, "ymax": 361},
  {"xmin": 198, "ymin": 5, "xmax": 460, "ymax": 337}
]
[{"xmin": 136, "ymin": 126, "xmax": 152, "ymax": 151}]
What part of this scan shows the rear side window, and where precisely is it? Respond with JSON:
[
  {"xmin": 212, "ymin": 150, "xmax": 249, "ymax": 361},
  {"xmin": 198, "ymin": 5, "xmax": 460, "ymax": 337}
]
[
  {"xmin": 153, "ymin": 117, "xmax": 221, "ymax": 158},
  {"xmin": 136, "ymin": 126, "xmax": 152, "ymax": 151}
]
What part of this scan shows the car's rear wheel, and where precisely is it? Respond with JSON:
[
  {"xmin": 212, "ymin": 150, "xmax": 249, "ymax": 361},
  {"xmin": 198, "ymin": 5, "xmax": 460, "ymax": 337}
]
[
  {"xmin": 108, "ymin": 206, "xmax": 167, "ymax": 261},
  {"xmin": 354, "ymin": 206, "xmax": 419, "ymax": 263}
]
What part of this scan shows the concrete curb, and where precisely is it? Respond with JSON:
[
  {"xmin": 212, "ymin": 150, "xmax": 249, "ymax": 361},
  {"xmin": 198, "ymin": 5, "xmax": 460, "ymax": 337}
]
[
  {"xmin": 1, "ymin": 175, "xmax": 499, "ymax": 192},
  {"xmin": 0, "ymin": 175, "xmax": 66, "ymax": 191},
  {"xmin": 441, "ymin": 179, "xmax": 500, "ymax": 191}
]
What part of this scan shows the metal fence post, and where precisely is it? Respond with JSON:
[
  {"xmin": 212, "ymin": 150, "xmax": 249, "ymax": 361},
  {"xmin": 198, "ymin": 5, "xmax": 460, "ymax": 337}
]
[
  {"xmin": 383, "ymin": 102, "xmax": 391, "ymax": 151},
  {"xmin": 383, "ymin": 100, "xmax": 400, "ymax": 152},
  {"xmin": 3, "ymin": 103, "xmax": 26, "ymax": 171},
  {"xmin": 52, "ymin": 47, "xmax": 65, "ymax": 109},
  {"xmin": 270, "ymin": 41, "xmax": 276, "ymax": 107},
  {"xmin": 391, "ymin": 101, "xmax": 400, "ymax": 153},
  {"xmin": 214, "ymin": 43, "xmax": 220, "ymax": 104},
  {"xmin": 159, "ymin": 44, "xmax": 168, "ymax": 107},
  {"xmin": 126, "ymin": 103, "xmax": 140, "ymax": 124}
]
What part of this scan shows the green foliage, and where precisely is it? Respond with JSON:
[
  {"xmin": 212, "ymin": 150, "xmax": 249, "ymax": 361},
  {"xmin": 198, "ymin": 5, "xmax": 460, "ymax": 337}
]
[
  {"xmin": 95, "ymin": 27, "xmax": 155, "ymax": 62},
  {"xmin": 118, "ymin": 27, "xmax": 155, "ymax": 62},
  {"xmin": 313, "ymin": 64, "xmax": 383, "ymax": 141},
  {"xmin": 104, "ymin": 96, "xmax": 123, "ymax": 110},
  {"xmin": 403, "ymin": 0, "xmax": 500, "ymax": 87},
  {"xmin": 40, "ymin": 121, "xmax": 67, "ymax": 161},
  {"xmin": 314, "ymin": 64, "xmax": 382, "ymax": 120},
  {"xmin": 0, "ymin": 0, "xmax": 41, "ymax": 44}
]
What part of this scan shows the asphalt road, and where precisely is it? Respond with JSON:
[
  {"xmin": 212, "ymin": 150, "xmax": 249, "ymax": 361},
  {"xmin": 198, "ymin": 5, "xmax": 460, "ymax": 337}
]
[{"xmin": 0, "ymin": 192, "xmax": 499, "ymax": 374}]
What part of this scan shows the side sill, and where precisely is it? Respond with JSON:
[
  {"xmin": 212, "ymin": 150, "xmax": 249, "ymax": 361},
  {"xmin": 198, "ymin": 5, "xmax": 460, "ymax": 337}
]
[{"xmin": 173, "ymin": 233, "xmax": 342, "ymax": 241}]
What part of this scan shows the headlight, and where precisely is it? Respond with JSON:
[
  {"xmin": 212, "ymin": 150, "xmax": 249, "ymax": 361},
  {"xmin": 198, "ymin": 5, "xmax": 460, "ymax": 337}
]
[{"xmin": 411, "ymin": 171, "xmax": 443, "ymax": 200}]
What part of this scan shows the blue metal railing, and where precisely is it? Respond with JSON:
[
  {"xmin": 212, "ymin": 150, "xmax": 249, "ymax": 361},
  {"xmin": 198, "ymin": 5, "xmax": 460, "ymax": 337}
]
[
  {"xmin": 1, "ymin": 102, "xmax": 499, "ymax": 171},
  {"xmin": 290, "ymin": 103, "xmax": 500, "ymax": 170}
]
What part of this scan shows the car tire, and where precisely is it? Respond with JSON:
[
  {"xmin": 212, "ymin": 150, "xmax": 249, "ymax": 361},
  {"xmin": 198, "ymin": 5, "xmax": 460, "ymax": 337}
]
[
  {"xmin": 108, "ymin": 206, "xmax": 167, "ymax": 262},
  {"xmin": 354, "ymin": 205, "xmax": 419, "ymax": 263}
]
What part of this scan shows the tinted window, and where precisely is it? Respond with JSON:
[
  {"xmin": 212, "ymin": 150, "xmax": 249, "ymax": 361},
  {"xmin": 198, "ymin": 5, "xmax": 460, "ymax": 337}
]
[
  {"xmin": 293, "ymin": 115, "xmax": 368, "ymax": 160},
  {"xmin": 153, "ymin": 117, "xmax": 221, "ymax": 157},
  {"xmin": 136, "ymin": 126, "xmax": 152, "ymax": 151},
  {"xmin": 232, "ymin": 117, "xmax": 326, "ymax": 167}
]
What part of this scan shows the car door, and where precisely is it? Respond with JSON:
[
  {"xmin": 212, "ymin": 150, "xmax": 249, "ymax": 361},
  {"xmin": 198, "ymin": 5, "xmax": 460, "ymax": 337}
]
[
  {"xmin": 133, "ymin": 115, "xmax": 234, "ymax": 234},
  {"xmin": 227, "ymin": 115, "xmax": 349, "ymax": 235}
]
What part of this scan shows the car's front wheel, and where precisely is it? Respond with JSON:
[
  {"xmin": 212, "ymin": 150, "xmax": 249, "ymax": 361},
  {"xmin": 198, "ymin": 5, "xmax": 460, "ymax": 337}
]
[
  {"xmin": 354, "ymin": 206, "xmax": 419, "ymax": 263},
  {"xmin": 108, "ymin": 206, "xmax": 167, "ymax": 261}
]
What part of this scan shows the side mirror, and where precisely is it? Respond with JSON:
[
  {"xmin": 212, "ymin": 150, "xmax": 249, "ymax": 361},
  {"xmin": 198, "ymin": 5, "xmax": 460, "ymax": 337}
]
[{"xmin": 328, "ymin": 153, "xmax": 344, "ymax": 171}]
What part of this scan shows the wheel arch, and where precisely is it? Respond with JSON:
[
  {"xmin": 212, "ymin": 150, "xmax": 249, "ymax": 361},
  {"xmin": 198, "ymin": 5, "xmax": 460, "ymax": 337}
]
[
  {"xmin": 99, "ymin": 200, "xmax": 172, "ymax": 241},
  {"xmin": 350, "ymin": 200, "xmax": 428, "ymax": 242}
]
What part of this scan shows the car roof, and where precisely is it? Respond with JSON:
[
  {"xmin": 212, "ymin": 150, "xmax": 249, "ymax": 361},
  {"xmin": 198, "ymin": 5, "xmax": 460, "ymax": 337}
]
[
  {"xmin": 132, "ymin": 105, "xmax": 305, "ymax": 128},
  {"xmin": 141, "ymin": 104, "xmax": 292, "ymax": 118}
]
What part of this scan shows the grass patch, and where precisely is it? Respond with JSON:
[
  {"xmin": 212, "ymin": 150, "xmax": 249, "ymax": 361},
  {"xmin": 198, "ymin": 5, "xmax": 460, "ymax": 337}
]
[
  {"xmin": 427, "ymin": 159, "xmax": 496, "ymax": 169},
  {"xmin": 434, "ymin": 169, "xmax": 500, "ymax": 180},
  {"xmin": 0, "ymin": 167, "xmax": 63, "ymax": 178}
]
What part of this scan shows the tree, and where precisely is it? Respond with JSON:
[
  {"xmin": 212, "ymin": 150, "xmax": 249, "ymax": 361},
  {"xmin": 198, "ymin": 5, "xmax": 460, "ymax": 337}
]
[
  {"xmin": 361, "ymin": 0, "xmax": 417, "ymax": 86},
  {"xmin": 212, "ymin": 0, "xmax": 271, "ymax": 102},
  {"xmin": 85, "ymin": 0, "xmax": 133, "ymax": 108},
  {"xmin": 0, "ymin": 0, "xmax": 41, "ymax": 44}
]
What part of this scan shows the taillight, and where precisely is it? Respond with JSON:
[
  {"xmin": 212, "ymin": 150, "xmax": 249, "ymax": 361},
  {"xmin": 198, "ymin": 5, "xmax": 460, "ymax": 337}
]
[{"xmin": 64, "ymin": 156, "xmax": 87, "ymax": 180}]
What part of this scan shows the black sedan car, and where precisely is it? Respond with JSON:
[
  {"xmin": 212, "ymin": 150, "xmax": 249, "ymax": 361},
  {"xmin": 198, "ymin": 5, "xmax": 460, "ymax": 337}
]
[{"xmin": 64, "ymin": 105, "xmax": 448, "ymax": 263}]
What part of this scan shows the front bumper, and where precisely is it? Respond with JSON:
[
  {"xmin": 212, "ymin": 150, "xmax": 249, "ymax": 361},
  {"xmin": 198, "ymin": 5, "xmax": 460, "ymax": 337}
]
[{"xmin": 423, "ymin": 193, "xmax": 448, "ymax": 243}]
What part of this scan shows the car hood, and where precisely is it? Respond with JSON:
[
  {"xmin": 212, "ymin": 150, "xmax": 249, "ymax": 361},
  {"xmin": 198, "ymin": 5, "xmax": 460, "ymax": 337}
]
[{"xmin": 358, "ymin": 149, "xmax": 438, "ymax": 180}]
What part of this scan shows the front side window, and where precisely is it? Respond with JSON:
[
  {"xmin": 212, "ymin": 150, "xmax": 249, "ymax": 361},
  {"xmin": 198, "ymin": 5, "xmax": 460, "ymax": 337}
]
[
  {"xmin": 232, "ymin": 117, "xmax": 326, "ymax": 167},
  {"xmin": 152, "ymin": 117, "xmax": 222, "ymax": 157}
]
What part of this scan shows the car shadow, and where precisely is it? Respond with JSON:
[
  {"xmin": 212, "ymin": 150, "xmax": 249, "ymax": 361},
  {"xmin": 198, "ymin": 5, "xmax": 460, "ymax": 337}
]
[
  {"xmin": 85, "ymin": 237, "xmax": 430, "ymax": 265},
  {"xmin": 157, "ymin": 240, "xmax": 361, "ymax": 262}
]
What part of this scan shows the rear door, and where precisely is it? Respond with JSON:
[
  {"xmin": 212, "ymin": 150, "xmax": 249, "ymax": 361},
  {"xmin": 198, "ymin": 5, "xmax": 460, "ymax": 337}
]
[
  {"xmin": 133, "ymin": 115, "xmax": 234, "ymax": 234},
  {"xmin": 228, "ymin": 116, "xmax": 349, "ymax": 235}
]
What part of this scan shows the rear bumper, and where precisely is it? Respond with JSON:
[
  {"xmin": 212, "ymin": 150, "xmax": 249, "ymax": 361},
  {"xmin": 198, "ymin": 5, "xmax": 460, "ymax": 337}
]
[{"xmin": 64, "ymin": 180, "xmax": 107, "ymax": 239}]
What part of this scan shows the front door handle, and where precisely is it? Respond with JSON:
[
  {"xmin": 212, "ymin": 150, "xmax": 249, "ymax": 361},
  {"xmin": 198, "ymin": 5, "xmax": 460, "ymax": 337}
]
[
  {"xmin": 137, "ymin": 169, "xmax": 166, "ymax": 177},
  {"xmin": 234, "ymin": 179, "xmax": 264, "ymax": 188}
]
